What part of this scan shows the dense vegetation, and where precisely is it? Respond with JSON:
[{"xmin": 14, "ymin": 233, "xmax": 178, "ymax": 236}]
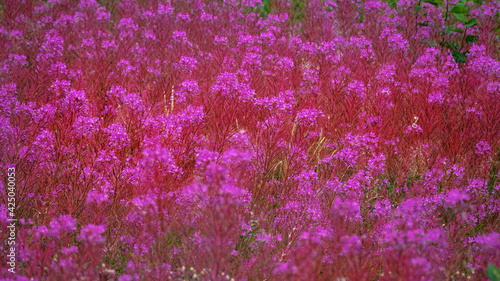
[{"xmin": 1, "ymin": 0, "xmax": 500, "ymax": 279}]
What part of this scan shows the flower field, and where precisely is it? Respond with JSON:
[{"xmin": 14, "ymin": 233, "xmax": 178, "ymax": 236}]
[{"xmin": 1, "ymin": 0, "xmax": 500, "ymax": 280}]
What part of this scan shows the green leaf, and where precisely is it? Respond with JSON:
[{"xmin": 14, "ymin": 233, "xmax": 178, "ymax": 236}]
[
  {"xmin": 414, "ymin": 6, "xmax": 423, "ymax": 14},
  {"xmin": 259, "ymin": 0, "xmax": 272, "ymax": 18},
  {"xmin": 424, "ymin": 0, "xmax": 438, "ymax": 6},
  {"xmin": 446, "ymin": 25, "xmax": 464, "ymax": 34},
  {"xmin": 452, "ymin": 50, "xmax": 467, "ymax": 63},
  {"xmin": 465, "ymin": 35, "xmax": 479, "ymax": 43},
  {"xmin": 488, "ymin": 264, "xmax": 500, "ymax": 281},
  {"xmin": 418, "ymin": 21, "xmax": 429, "ymax": 26},
  {"xmin": 451, "ymin": 3, "xmax": 468, "ymax": 14},
  {"xmin": 447, "ymin": 41, "xmax": 461, "ymax": 51},
  {"xmin": 425, "ymin": 0, "xmax": 445, "ymax": 6},
  {"xmin": 425, "ymin": 40, "xmax": 437, "ymax": 47},
  {"xmin": 453, "ymin": 12, "xmax": 468, "ymax": 22},
  {"xmin": 386, "ymin": 0, "xmax": 398, "ymax": 8},
  {"xmin": 464, "ymin": 18, "xmax": 477, "ymax": 27}
]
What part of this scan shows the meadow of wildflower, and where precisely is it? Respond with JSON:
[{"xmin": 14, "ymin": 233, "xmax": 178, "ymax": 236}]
[{"xmin": 1, "ymin": 0, "xmax": 500, "ymax": 280}]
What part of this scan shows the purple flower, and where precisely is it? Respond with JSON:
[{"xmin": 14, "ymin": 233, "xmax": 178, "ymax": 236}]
[
  {"xmin": 372, "ymin": 199, "xmax": 391, "ymax": 217},
  {"xmin": 86, "ymin": 188, "xmax": 110, "ymax": 204},
  {"xmin": 296, "ymin": 108, "xmax": 324, "ymax": 126},
  {"xmin": 172, "ymin": 30, "xmax": 192, "ymax": 46},
  {"xmin": 117, "ymin": 59, "xmax": 137, "ymax": 76},
  {"xmin": 334, "ymin": 147, "xmax": 358, "ymax": 167},
  {"xmin": 130, "ymin": 194, "xmax": 158, "ymax": 214},
  {"xmin": 410, "ymin": 47, "xmax": 440, "ymax": 80},
  {"xmin": 175, "ymin": 13, "xmax": 190, "ymax": 23},
  {"xmin": 376, "ymin": 63, "xmax": 395, "ymax": 84},
  {"xmin": 260, "ymin": 32, "xmax": 275, "ymax": 46},
  {"xmin": 340, "ymin": 235, "xmax": 362, "ymax": 255},
  {"xmin": 158, "ymin": 3, "xmax": 173, "ymax": 15},
  {"xmin": 78, "ymin": 0, "xmax": 99, "ymax": 10},
  {"xmin": 411, "ymin": 258, "xmax": 431, "ymax": 272},
  {"xmin": 1, "ymin": 54, "xmax": 28, "ymax": 73},
  {"xmin": 72, "ymin": 116, "xmax": 100, "ymax": 138},
  {"xmin": 175, "ymin": 79, "xmax": 200, "ymax": 103},
  {"xmin": 221, "ymin": 148, "xmax": 251, "ymax": 164},
  {"xmin": 427, "ymin": 91, "xmax": 444, "ymax": 105},
  {"xmin": 487, "ymin": 82, "xmax": 500, "ymax": 95},
  {"xmin": 242, "ymin": 52, "xmax": 261, "ymax": 71},
  {"xmin": 444, "ymin": 189, "xmax": 469, "ymax": 206},
  {"xmin": 195, "ymin": 148, "xmax": 218, "ymax": 170},
  {"xmin": 220, "ymin": 183, "xmax": 247, "ymax": 197},
  {"xmin": 102, "ymin": 39, "xmax": 117, "ymax": 51},
  {"xmin": 331, "ymin": 197, "xmax": 362, "ymax": 221},
  {"xmin": 49, "ymin": 215, "xmax": 77, "ymax": 236},
  {"xmin": 300, "ymin": 41, "xmax": 318, "ymax": 57},
  {"xmin": 214, "ymin": 35, "xmax": 228, "ymax": 45},
  {"xmin": 468, "ymin": 54, "xmax": 500, "ymax": 78},
  {"xmin": 78, "ymin": 224, "xmax": 106, "ymax": 244},
  {"xmin": 300, "ymin": 69, "xmax": 319, "ymax": 93},
  {"xmin": 104, "ymin": 123, "xmax": 130, "ymax": 149},
  {"xmin": 473, "ymin": 232, "xmax": 500, "ymax": 251},
  {"xmin": 118, "ymin": 18, "xmax": 138, "ymax": 39},
  {"xmin": 62, "ymin": 89, "xmax": 87, "ymax": 110},
  {"xmin": 365, "ymin": 0, "xmax": 387, "ymax": 12},
  {"xmin": 273, "ymin": 262, "xmax": 298, "ymax": 275},
  {"xmin": 347, "ymin": 80, "xmax": 365, "ymax": 99},
  {"xmin": 270, "ymin": 55, "xmax": 294, "ymax": 72},
  {"xmin": 475, "ymin": 141, "xmax": 491, "ymax": 155},
  {"xmin": 367, "ymin": 154, "xmax": 386, "ymax": 175},
  {"xmin": 61, "ymin": 246, "xmax": 78, "ymax": 255},
  {"xmin": 141, "ymin": 147, "xmax": 180, "ymax": 174},
  {"xmin": 405, "ymin": 124, "xmax": 423, "ymax": 134},
  {"xmin": 175, "ymin": 56, "xmax": 197, "ymax": 74},
  {"xmin": 200, "ymin": 12, "xmax": 217, "ymax": 21},
  {"xmin": 95, "ymin": 7, "xmax": 110, "ymax": 22},
  {"xmin": 32, "ymin": 129, "xmax": 55, "ymax": 153},
  {"xmin": 465, "ymin": 178, "xmax": 488, "ymax": 196},
  {"xmin": 36, "ymin": 30, "xmax": 64, "ymax": 62},
  {"xmin": 238, "ymin": 34, "xmax": 255, "ymax": 48},
  {"xmin": 381, "ymin": 29, "xmax": 409, "ymax": 52},
  {"xmin": 211, "ymin": 72, "xmax": 240, "ymax": 97},
  {"xmin": 349, "ymin": 37, "xmax": 375, "ymax": 59},
  {"xmin": 424, "ymin": 228, "xmax": 446, "ymax": 246}
]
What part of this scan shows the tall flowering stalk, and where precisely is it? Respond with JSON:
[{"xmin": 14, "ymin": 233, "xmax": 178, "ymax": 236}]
[{"xmin": 0, "ymin": 0, "xmax": 499, "ymax": 280}]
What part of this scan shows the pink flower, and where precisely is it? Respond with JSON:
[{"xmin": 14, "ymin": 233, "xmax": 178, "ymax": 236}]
[{"xmin": 78, "ymin": 224, "xmax": 106, "ymax": 244}]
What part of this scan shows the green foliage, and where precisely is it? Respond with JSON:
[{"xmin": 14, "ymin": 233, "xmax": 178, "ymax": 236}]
[
  {"xmin": 430, "ymin": 0, "xmax": 480, "ymax": 63},
  {"xmin": 465, "ymin": 35, "xmax": 479, "ymax": 43},
  {"xmin": 419, "ymin": 20, "xmax": 431, "ymax": 26},
  {"xmin": 424, "ymin": 0, "xmax": 445, "ymax": 7},
  {"xmin": 0, "ymin": 4, "xmax": 4, "ymax": 21},
  {"xmin": 290, "ymin": 0, "xmax": 306, "ymax": 25},
  {"xmin": 446, "ymin": 25, "xmax": 464, "ymax": 34},
  {"xmin": 382, "ymin": 0, "xmax": 498, "ymax": 63},
  {"xmin": 464, "ymin": 18, "xmax": 477, "ymax": 27},
  {"xmin": 451, "ymin": 50, "xmax": 469, "ymax": 63},
  {"xmin": 453, "ymin": 12, "xmax": 468, "ymax": 22},
  {"xmin": 386, "ymin": 0, "xmax": 398, "ymax": 8},
  {"xmin": 259, "ymin": 0, "xmax": 272, "ymax": 18},
  {"xmin": 488, "ymin": 264, "xmax": 500, "ymax": 281},
  {"xmin": 450, "ymin": 3, "xmax": 470, "ymax": 14},
  {"xmin": 258, "ymin": 0, "xmax": 304, "ymax": 23}
]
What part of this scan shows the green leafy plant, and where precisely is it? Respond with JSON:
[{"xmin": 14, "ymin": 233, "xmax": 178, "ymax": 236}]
[
  {"xmin": 488, "ymin": 264, "xmax": 500, "ymax": 281},
  {"xmin": 259, "ymin": 0, "xmax": 272, "ymax": 18}
]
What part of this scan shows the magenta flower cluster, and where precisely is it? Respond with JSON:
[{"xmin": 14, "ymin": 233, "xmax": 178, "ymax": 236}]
[{"xmin": 1, "ymin": 0, "xmax": 500, "ymax": 280}]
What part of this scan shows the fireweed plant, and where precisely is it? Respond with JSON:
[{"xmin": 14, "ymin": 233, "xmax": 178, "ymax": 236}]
[{"xmin": 0, "ymin": 0, "xmax": 500, "ymax": 280}]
